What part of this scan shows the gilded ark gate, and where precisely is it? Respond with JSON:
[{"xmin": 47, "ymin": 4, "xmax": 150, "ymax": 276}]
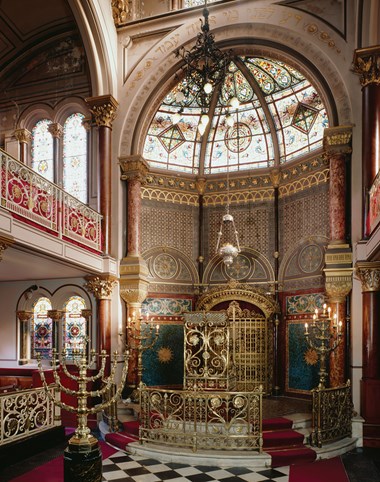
[{"xmin": 195, "ymin": 281, "xmax": 279, "ymax": 395}]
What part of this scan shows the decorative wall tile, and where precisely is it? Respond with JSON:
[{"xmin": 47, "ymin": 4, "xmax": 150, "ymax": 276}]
[
  {"xmin": 143, "ymin": 297, "xmax": 192, "ymax": 316},
  {"xmin": 286, "ymin": 293, "xmax": 325, "ymax": 315}
]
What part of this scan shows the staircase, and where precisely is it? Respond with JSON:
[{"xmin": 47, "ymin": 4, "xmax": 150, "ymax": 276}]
[{"xmin": 263, "ymin": 416, "xmax": 316, "ymax": 467}]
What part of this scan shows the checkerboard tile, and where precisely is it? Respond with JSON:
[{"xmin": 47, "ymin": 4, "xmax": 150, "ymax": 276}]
[{"xmin": 101, "ymin": 451, "xmax": 289, "ymax": 481}]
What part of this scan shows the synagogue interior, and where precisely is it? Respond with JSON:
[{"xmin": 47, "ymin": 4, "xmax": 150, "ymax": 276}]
[{"xmin": 1, "ymin": 0, "xmax": 380, "ymax": 481}]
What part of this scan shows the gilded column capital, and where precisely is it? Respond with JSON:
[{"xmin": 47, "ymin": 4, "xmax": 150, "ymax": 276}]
[
  {"xmin": 324, "ymin": 272, "xmax": 353, "ymax": 302},
  {"xmin": 47, "ymin": 310, "xmax": 65, "ymax": 321},
  {"xmin": 119, "ymin": 155, "xmax": 150, "ymax": 183},
  {"xmin": 85, "ymin": 275, "xmax": 118, "ymax": 300},
  {"xmin": 353, "ymin": 46, "xmax": 380, "ymax": 87},
  {"xmin": 14, "ymin": 128, "xmax": 31, "ymax": 144},
  {"xmin": 355, "ymin": 261, "xmax": 380, "ymax": 292},
  {"xmin": 16, "ymin": 310, "xmax": 33, "ymax": 322},
  {"xmin": 270, "ymin": 168, "xmax": 281, "ymax": 188},
  {"xmin": 323, "ymin": 125, "xmax": 352, "ymax": 155},
  {"xmin": 120, "ymin": 283, "xmax": 149, "ymax": 306},
  {"xmin": 48, "ymin": 123, "xmax": 63, "ymax": 139},
  {"xmin": 196, "ymin": 177, "xmax": 206, "ymax": 195},
  {"xmin": 0, "ymin": 235, "xmax": 14, "ymax": 261},
  {"xmin": 85, "ymin": 95, "xmax": 119, "ymax": 128},
  {"xmin": 112, "ymin": 0, "xmax": 130, "ymax": 26}
]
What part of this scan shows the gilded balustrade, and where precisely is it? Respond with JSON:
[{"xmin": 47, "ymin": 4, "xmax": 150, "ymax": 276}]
[
  {"xmin": 139, "ymin": 384, "xmax": 263, "ymax": 452},
  {"xmin": 0, "ymin": 385, "xmax": 59, "ymax": 446},
  {"xmin": 0, "ymin": 149, "xmax": 102, "ymax": 251},
  {"xmin": 310, "ymin": 380, "xmax": 352, "ymax": 447}
]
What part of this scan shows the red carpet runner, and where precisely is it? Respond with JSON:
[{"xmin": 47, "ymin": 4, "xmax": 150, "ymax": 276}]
[
  {"xmin": 263, "ymin": 417, "xmax": 317, "ymax": 467},
  {"xmin": 290, "ymin": 457, "xmax": 349, "ymax": 482}
]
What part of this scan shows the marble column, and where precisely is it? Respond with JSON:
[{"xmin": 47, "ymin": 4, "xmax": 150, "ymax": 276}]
[
  {"xmin": 47, "ymin": 310, "xmax": 64, "ymax": 352},
  {"xmin": 85, "ymin": 275, "xmax": 117, "ymax": 376},
  {"xmin": 86, "ymin": 95, "xmax": 118, "ymax": 256},
  {"xmin": 356, "ymin": 262, "xmax": 380, "ymax": 446},
  {"xmin": 47, "ymin": 123, "xmax": 63, "ymax": 185},
  {"xmin": 14, "ymin": 129, "xmax": 31, "ymax": 164},
  {"xmin": 17, "ymin": 310, "xmax": 33, "ymax": 365},
  {"xmin": 119, "ymin": 156, "xmax": 150, "ymax": 391},
  {"xmin": 353, "ymin": 46, "xmax": 380, "ymax": 238},
  {"xmin": 323, "ymin": 126, "xmax": 353, "ymax": 386}
]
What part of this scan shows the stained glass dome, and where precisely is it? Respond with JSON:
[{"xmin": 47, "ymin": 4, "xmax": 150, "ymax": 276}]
[{"xmin": 143, "ymin": 56, "xmax": 329, "ymax": 175}]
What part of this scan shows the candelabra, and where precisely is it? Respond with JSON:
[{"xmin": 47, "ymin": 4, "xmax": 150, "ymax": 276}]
[
  {"xmin": 304, "ymin": 303, "xmax": 342, "ymax": 388},
  {"xmin": 37, "ymin": 340, "xmax": 129, "ymax": 482},
  {"xmin": 126, "ymin": 311, "xmax": 159, "ymax": 398}
]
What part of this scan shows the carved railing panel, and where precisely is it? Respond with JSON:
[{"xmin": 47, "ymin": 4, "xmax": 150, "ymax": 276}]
[
  {"xmin": 184, "ymin": 312, "xmax": 236, "ymax": 390},
  {"xmin": 0, "ymin": 150, "xmax": 102, "ymax": 252},
  {"xmin": 139, "ymin": 385, "xmax": 263, "ymax": 452},
  {"xmin": 0, "ymin": 386, "xmax": 60, "ymax": 446},
  {"xmin": 310, "ymin": 380, "xmax": 352, "ymax": 447}
]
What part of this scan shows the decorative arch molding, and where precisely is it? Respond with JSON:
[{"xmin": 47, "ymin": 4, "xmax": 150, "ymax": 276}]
[
  {"xmin": 203, "ymin": 247, "xmax": 275, "ymax": 287},
  {"xmin": 17, "ymin": 284, "xmax": 93, "ymax": 312},
  {"xmin": 19, "ymin": 104, "xmax": 55, "ymax": 131},
  {"xmin": 196, "ymin": 280, "xmax": 279, "ymax": 319},
  {"xmin": 117, "ymin": 4, "xmax": 352, "ymax": 158},
  {"xmin": 143, "ymin": 246, "xmax": 200, "ymax": 286},
  {"xmin": 278, "ymin": 235, "xmax": 329, "ymax": 291}
]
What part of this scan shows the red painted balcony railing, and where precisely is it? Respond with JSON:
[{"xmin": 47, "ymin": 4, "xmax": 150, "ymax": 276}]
[{"xmin": 0, "ymin": 149, "xmax": 102, "ymax": 253}]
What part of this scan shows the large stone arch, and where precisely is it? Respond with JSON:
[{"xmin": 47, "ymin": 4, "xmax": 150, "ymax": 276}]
[{"xmin": 116, "ymin": 2, "xmax": 353, "ymax": 158}]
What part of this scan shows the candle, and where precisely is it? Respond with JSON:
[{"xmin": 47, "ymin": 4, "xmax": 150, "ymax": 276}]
[
  {"xmin": 305, "ymin": 322, "xmax": 309, "ymax": 334},
  {"xmin": 156, "ymin": 324, "xmax": 160, "ymax": 334}
]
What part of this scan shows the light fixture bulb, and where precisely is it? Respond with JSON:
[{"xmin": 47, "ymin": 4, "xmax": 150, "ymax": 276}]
[
  {"xmin": 204, "ymin": 82, "xmax": 213, "ymax": 94},
  {"xmin": 201, "ymin": 114, "xmax": 209, "ymax": 126},
  {"xmin": 198, "ymin": 122, "xmax": 206, "ymax": 135},
  {"xmin": 225, "ymin": 114, "xmax": 234, "ymax": 127},
  {"xmin": 172, "ymin": 112, "xmax": 181, "ymax": 124},
  {"xmin": 230, "ymin": 96, "xmax": 239, "ymax": 109}
]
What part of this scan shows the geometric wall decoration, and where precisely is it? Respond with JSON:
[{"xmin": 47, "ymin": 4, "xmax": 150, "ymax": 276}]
[
  {"xmin": 286, "ymin": 292, "xmax": 325, "ymax": 315},
  {"xmin": 287, "ymin": 321, "xmax": 320, "ymax": 393},
  {"xmin": 142, "ymin": 324, "xmax": 184, "ymax": 387},
  {"xmin": 143, "ymin": 297, "xmax": 192, "ymax": 317}
]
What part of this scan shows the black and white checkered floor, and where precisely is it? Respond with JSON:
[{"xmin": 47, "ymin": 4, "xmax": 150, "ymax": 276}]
[{"xmin": 102, "ymin": 451, "xmax": 290, "ymax": 481}]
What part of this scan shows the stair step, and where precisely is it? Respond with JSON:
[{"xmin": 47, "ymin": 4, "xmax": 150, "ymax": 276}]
[
  {"xmin": 262, "ymin": 417, "xmax": 293, "ymax": 431},
  {"xmin": 105, "ymin": 432, "xmax": 136, "ymax": 451},
  {"xmin": 267, "ymin": 446, "xmax": 316, "ymax": 467},
  {"xmin": 263, "ymin": 429, "xmax": 305, "ymax": 449}
]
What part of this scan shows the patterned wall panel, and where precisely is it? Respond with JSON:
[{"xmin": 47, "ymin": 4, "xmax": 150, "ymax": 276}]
[
  {"xmin": 142, "ymin": 324, "xmax": 184, "ymax": 387},
  {"xmin": 204, "ymin": 202, "xmax": 274, "ymax": 265},
  {"xmin": 280, "ymin": 184, "xmax": 329, "ymax": 260},
  {"xmin": 285, "ymin": 292, "xmax": 325, "ymax": 393},
  {"xmin": 141, "ymin": 200, "xmax": 198, "ymax": 261},
  {"xmin": 143, "ymin": 297, "xmax": 192, "ymax": 317},
  {"xmin": 286, "ymin": 321, "xmax": 320, "ymax": 393}
]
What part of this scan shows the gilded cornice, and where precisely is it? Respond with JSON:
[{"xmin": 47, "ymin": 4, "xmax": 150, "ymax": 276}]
[
  {"xmin": 85, "ymin": 275, "xmax": 118, "ymax": 300},
  {"xmin": 16, "ymin": 310, "xmax": 33, "ymax": 322},
  {"xmin": 119, "ymin": 155, "xmax": 150, "ymax": 183},
  {"xmin": 353, "ymin": 46, "xmax": 380, "ymax": 87},
  {"xmin": 47, "ymin": 310, "xmax": 65, "ymax": 321},
  {"xmin": 85, "ymin": 95, "xmax": 119, "ymax": 128},
  {"xmin": 355, "ymin": 261, "xmax": 380, "ymax": 292},
  {"xmin": 14, "ymin": 128, "xmax": 31, "ymax": 144}
]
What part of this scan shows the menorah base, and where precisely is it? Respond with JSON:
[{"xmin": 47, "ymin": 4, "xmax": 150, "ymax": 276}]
[{"xmin": 64, "ymin": 435, "xmax": 102, "ymax": 482}]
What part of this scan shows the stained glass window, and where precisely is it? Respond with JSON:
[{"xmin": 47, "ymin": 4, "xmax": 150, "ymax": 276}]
[
  {"xmin": 32, "ymin": 297, "xmax": 53, "ymax": 359},
  {"xmin": 31, "ymin": 120, "xmax": 54, "ymax": 182},
  {"xmin": 63, "ymin": 113, "xmax": 87, "ymax": 203},
  {"xmin": 143, "ymin": 56, "xmax": 329, "ymax": 174},
  {"xmin": 64, "ymin": 296, "xmax": 87, "ymax": 356}
]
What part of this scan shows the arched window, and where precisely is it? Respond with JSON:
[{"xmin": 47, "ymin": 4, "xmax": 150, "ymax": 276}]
[
  {"xmin": 63, "ymin": 113, "xmax": 88, "ymax": 203},
  {"xmin": 31, "ymin": 119, "xmax": 54, "ymax": 182},
  {"xmin": 64, "ymin": 296, "xmax": 87, "ymax": 356},
  {"xmin": 32, "ymin": 297, "xmax": 53, "ymax": 359},
  {"xmin": 30, "ymin": 113, "xmax": 88, "ymax": 203}
]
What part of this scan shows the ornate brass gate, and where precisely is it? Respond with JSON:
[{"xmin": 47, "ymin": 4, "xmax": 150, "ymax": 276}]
[
  {"xmin": 228, "ymin": 302, "xmax": 273, "ymax": 393},
  {"xmin": 196, "ymin": 281, "xmax": 279, "ymax": 395}
]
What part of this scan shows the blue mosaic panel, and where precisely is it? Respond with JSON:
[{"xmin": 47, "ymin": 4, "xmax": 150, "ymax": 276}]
[
  {"xmin": 142, "ymin": 298, "xmax": 192, "ymax": 316},
  {"xmin": 142, "ymin": 324, "xmax": 184, "ymax": 387},
  {"xmin": 287, "ymin": 322, "xmax": 320, "ymax": 392},
  {"xmin": 286, "ymin": 293, "xmax": 325, "ymax": 315}
]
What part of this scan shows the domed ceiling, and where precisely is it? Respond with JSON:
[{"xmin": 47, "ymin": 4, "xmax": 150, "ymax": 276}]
[{"xmin": 143, "ymin": 56, "xmax": 329, "ymax": 175}]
